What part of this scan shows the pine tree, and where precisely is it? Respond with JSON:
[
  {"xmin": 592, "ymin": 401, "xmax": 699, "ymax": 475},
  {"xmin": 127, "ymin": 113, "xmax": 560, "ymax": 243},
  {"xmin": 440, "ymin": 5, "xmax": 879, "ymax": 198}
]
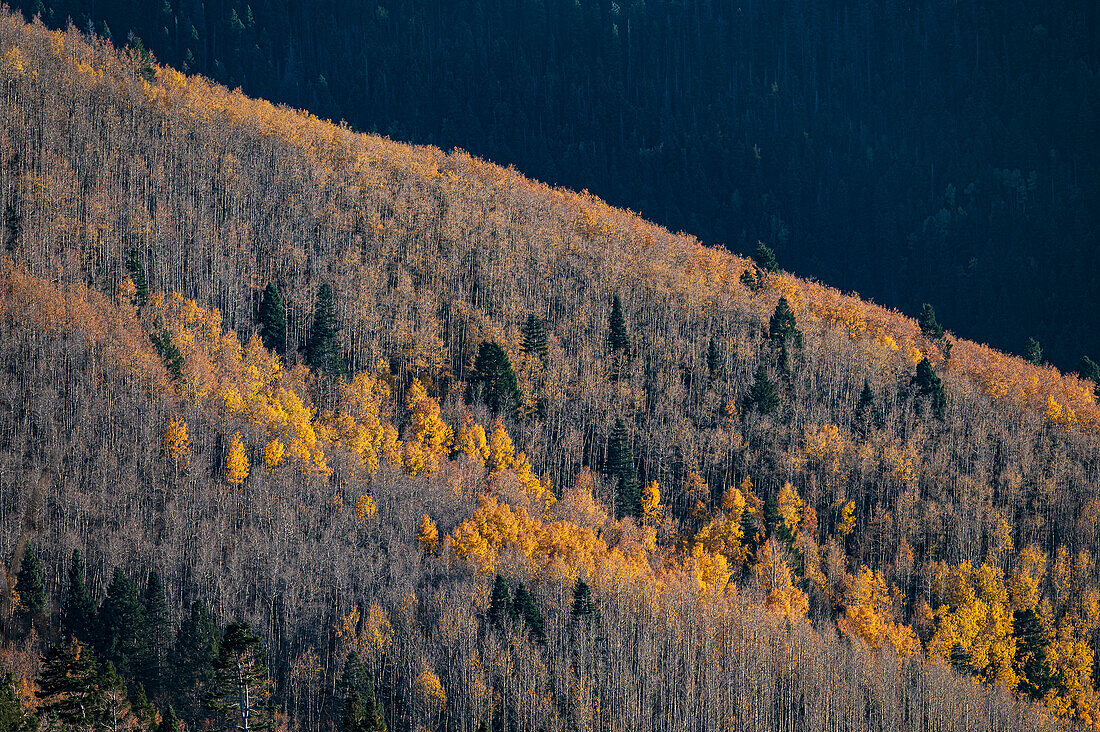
[
  {"xmin": 1025, "ymin": 337, "xmax": 1043, "ymax": 366},
  {"xmin": 97, "ymin": 568, "xmax": 147, "ymax": 679},
  {"xmin": 130, "ymin": 683, "xmax": 157, "ymax": 728},
  {"xmin": 63, "ymin": 549, "xmax": 96, "ymax": 643},
  {"xmin": 0, "ymin": 673, "xmax": 33, "ymax": 731},
  {"xmin": 768, "ymin": 297, "xmax": 803, "ymax": 348},
  {"xmin": 127, "ymin": 248, "xmax": 149, "ymax": 305},
  {"xmin": 38, "ymin": 639, "xmax": 103, "ymax": 730},
  {"xmin": 1080, "ymin": 356, "xmax": 1100, "ymax": 398},
  {"xmin": 918, "ymin": 303, "xmax": 945, "ymax": 340},
  {"xmin": 487, "ymin": 575, "xmax": 512, "ymax": 626},
  {"xmin": 205, "ymin": 621, "xmax": 273, "ymax": 731},
  {"xmin": 467, "ymin": 341, "xmax": 521, "ymax": 417},
  {"xmin": 4, "ymin": 201, "xmax": 21, "ymax": 252},
  {"xmin": 571, "ymin": 578, "xmax": 594, "ymax": 617},
  {"xmin": 521, "ymin": 314, "xmax": 548, "ymax": 361},
  {"xmin": 151, "ymin": 320, "xmax": 185, "ymax": 380},
  {"xmin": 304, "ymin": 283, "xmax": 346, "ymax": 377},
  {"xmin": 97, "ymin": 661, "xmax": 139, "ymax": 731},
  {"xmin": 745, "ymin": 365, "xmax": 780, "ymax": 416},
  {"xmin": 511, "ymin": 583, "xmax": 545, "ymax": 642},
  {"xmin": 753, "ymin": 242, "xmax": 779, "ymax": 273},
  {"xmin": 1014, "ymin": 608, "xmax": 1056, "ymax": 700},
  {"xmin": 914, "ymin": 358, "xmax": 946, "ymax": 420},
  {"xmin": 173, "ymin": 600, "xmax": 219, "ymax": 719},
  {"xmin": 605, "ymin": 418, "xmax": 639, "ymax": 517},
  {"xmin": 156, "ymin": 705, "xmax": 182, "ymax": 732},
  {"xmin": 608, "ymin": 294, "xmax": 630, "ymax": 353},
  {"xmin": 343, "ymin": 692, "xmax": 367, "ymax": 732},
  {"xmin": 15, "ymin": 545, "xmax": 45, "ymax": 625},
  {"xmin": 140, "ymin": 571, "xmax": 169, "ymax": 698},
  {"xmin": 854, "ymin": 380, "xmax": 878, "ymax": 433},
  {"xmin": 257, "ymin": 282, "xmax": 287, "ymax": 358}
]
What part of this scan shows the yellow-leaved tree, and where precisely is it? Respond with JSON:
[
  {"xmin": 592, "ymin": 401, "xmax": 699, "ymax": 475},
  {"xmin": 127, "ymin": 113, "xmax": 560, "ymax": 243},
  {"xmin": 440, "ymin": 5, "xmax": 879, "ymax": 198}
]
[
  {"xmin": 162, "ymin": 416, "xmax": 190, "ymax": 469},
  {"xmin": 224, "ymin": 431, "xmax": 249, "ymax": 485}
]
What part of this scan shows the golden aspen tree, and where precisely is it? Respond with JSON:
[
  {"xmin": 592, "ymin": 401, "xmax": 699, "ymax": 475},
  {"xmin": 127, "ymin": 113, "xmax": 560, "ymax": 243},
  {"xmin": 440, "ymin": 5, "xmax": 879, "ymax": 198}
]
[
  {"xmin": 418, "ymin": 514, "xmax": 439, "ymax": 553},
  {"xmin": 162, "ymin": 416, "xmax": 190, "ymax": 467},
  {"xmin": 640, "ymin": 481, "xmax": 663, "ymax": 524},
  {"xmin": 454, "ymin": 413, "xmax": 489, "ymax": 462},
  {"xmin": 838, "ymin": 566, "xmax": 920, "ymax": 658},
  {"xmin": 486, "ymin": 419, "xmax": 515, "ymax": 474},
  {"xmin": 355, "ymin": 494, "xmax": 377, "ymax": 521},
  {"xmin": 837, "ymin": 501, "xmax": 856, "ymax": 537},
  {"xmin": 224, "ymin": 431, "xmax": 249, "ymax": 485},
  {"xmin": 263, "ymin": 438, "xmax": 285, "ymax": 470}
]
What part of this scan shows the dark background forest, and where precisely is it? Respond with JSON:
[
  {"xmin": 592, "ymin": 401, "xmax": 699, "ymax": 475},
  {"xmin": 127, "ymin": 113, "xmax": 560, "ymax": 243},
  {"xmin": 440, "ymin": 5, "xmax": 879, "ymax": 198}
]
[{"xmin": 10, "ymin": 0, "xmax": 1099, "ymax": 370}]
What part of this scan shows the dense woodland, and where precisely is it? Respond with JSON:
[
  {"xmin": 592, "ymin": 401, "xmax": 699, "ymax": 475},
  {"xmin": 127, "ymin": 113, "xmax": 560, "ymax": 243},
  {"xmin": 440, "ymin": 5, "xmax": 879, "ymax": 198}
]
[
  {"xmin": 8, "ymin": 0, "xmax": 1099, "ymax": 371},
  {"xmin": 0, "ymin": 11, "xmax": 1098, "ymax": 732}
]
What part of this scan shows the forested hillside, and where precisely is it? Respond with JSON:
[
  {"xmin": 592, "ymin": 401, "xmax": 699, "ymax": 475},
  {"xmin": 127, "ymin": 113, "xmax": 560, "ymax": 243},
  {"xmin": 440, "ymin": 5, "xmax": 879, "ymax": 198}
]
[
  {"xmin": 0, "ymin": 12, "xmax": 1098, "ymax": 731},
  {"xmin": 8, "ymin": 0, "xmax": 1099, "ymax": 371}
]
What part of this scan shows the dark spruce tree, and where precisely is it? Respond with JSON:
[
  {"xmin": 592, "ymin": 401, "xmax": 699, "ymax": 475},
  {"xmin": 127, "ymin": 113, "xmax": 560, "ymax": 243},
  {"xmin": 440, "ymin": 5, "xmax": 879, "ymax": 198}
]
[
  {"xmin": 918, "ymin": 303, "xmax": 945, "ymax": 340},
  {"xmin": 1080, "ymin": 356, "xmax": 1100, "ymax": 398},
  {"xmin": 126, "ymin": 248, "xmax": 149, "ymax": 305},
  {"xmin": 487, "ymin": 575, "xmax": 512, "ymax": 627},
  {"xmin": 521, "ymin": 314, "xmax": 548, "ymax": 362},
  {"xmin": 257, "ymin": 282, "xmax": 287, "ymax": 358},
  {"xmin": 304, "ymin": 283, "xmax": 346, "ymax": 378},
  {"xmin": 854, "ymin": 380, "xmax": 878, "ymax": 435},
  {"xmin": 467, "ymin": 341, "xmax": 521, "ymax": 417},
  {"xmin": 0, "ymin": 673, "xmax": 33, "ymax": 731},
  {"xmin": 571, "ymin": 578, "xmax": 594, "ymax": 617},
  {"xmin": 97, "ymin": 568, "xmax": 147, "ymax": 679},
  {"xmin": 753, "ymin": 242, "xmax": 779, "ymax": 273},
  {"xmin": 768, "ymin": 297, "xmax": 803, "ymax": 348},
  {"xmin": 150, "ymin": 321, "xmax": 184, "ymax": 380},
  {"xmin": 745, "ymin": 365, "xmax": 780, "ymax": 416},
  {"xmin": 156, "ymin": 705, "xmax": 183, "ymax": 732},
  {"xmin": 140, "ymin": 571, "xmax": 169, "ymax": 698},
  {"xmin": 206, "ymin": 621, "xmax": 274, "ymax": 731},
  {"xmin": 914, "ymin": 358, "xmax": 946, "ymax": 420},
  {"xmin": 172, "ymin": 600, "xmax": 219, "ymax": 719},
  {"xmin": 1026, "ymin": 338, "xmax": 1044, "ymax": 366},
  {"xmin": 15, "ymin": 545, "xmax": 45, "ymax": 628},
  {"xmin": 37, "ymin": 639, "xmax": 103, "ymax": 730},
  {"xmin": 608, "ymin": 294, "xmax": 630, "ymax": 353},
  {"xmin": 63, "ymin": 549, "xmax": 96, "ymax": 643},
  {"xmin": 605, "ymin": 418, "xmax": 639, "ymax": 517},
  {"xmin": 511, "ymin": 583, "xmax": 545, "ymax": 642}
]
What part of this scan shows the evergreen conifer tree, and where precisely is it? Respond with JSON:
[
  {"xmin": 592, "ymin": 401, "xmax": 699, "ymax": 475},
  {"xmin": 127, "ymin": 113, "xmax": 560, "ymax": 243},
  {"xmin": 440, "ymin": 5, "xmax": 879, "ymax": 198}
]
[
  {"xmin": 914, "ymin": 358, "xmax": 946, "ymax": 420},
  {"xmin": 918, "ymin": 303, "xmax": 945, "ymax": 340},
  {"xmin": 304, "ymin": 283, "xmax": 346, "ymax": 377},
  {"xmin": 38, "ymin": 639, "xmax": 103, "ymax": 730},
  {"xmin": 97, "ymin": 567, "xmax": 147, "ymax": 679},
  {"xmin": 605, "ymin": 418, "xmax": 639, "ymax": 517},
  {"xmin": 487, "ymin": 575, "xmax": 512, "ymax": 626},
  {"xmin": 467, "ymin": 341, "xmax": 521, "ymax": 417},
  {"xmin": 1079, "ymin": 356, "xmax": 1100, "ymax": 398},
  {"xmin": 63, "ymin": 549, "xmax": 96, "ymax": 643},
  {"xmin": 521, "ymin": 314, "xmax": 548, "ymax": 361},
  {"xmin": 156, "ymin": 705, "xmax": 182, "ymax": 732},
  {"xmin": 172, "ymin": 600, "xmax": 219, "ymax": 719},
  {"xmin": 571, "ymin": 578, "xmax": 594, "ymax": 617},
  {"xmin": 753, "ymin": 242, "xmax": 779, "ymax": 273},
  {"xmin": 768, "ymin": 297, "xmax": 802, "ymax": 348},
  {"xmin": 608, "ymin": 294, "xmax": 630, "ymax": 353},
  {"xmin": 127, "ymin": 248, "xmax": 149, "ymax": 305},
  {"xmin": 205, "ymin": 621, "xmax": 273, "ymax": 731},
  {"xmin": 140, "ymin": 571, "xmax": 169, "ymax": 698},
  {"xmin": 511, "ymin": 583, "xmax": 545, "ymax": 642},
  {"xmin": 0, "ymin": 673, "xmax": 33, "ymax": 731},
  {"xmin": 257, "ymin": 282, "xmax": 287, "ymax": 358},
  {"xmin": 1025, "ymin": 338, "xmax": 1043, "ymax": 366},
  {"xmin": 745, "ymin": 365, "xmax": 780, "ymax": 416},
  {"xmin": 15, "ymin": 545, "xmax": 45, "ymax": 626},
  {"xmin": 343, "ymin": 692, "xmax": 367, "ymax": 732},
  {"xmin": 97, "ymin": 661, "xmax": 139, "ymax": 731}
]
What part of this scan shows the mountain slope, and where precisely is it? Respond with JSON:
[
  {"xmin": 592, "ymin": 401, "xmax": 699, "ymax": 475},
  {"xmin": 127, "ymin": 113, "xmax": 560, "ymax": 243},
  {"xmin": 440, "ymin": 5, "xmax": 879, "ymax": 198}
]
[{"xmin": 0, "ymin": 13, "xmax": 1095, "ymax": 731}]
